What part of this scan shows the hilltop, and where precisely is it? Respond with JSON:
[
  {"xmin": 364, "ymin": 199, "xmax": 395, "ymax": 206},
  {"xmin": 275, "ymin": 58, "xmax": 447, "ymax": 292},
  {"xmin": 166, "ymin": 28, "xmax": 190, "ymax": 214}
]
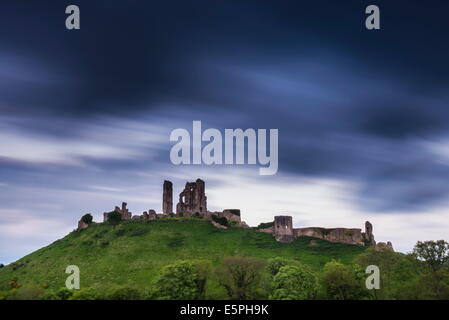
[{"xmin": 0, "ymin": 218, "xmax": 366, "ymax": 299}]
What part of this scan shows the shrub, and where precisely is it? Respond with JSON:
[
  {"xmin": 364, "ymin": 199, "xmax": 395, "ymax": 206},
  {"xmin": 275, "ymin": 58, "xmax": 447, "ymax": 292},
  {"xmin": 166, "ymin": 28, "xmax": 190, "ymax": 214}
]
[
  {"xmin": 150, "ymin": 260, "xmax": 210, "ymax": 300},
  {"xmin": 69, "ymin": 288, "xmax": 99, "ymax": 300},
  {"xmin": 0, "ymin": 264, "xmax": 4, "ymax": 268},
  {"xmin": 81, "ymin": 213, "xmax": 93, "ymax": 225},
  {"xmin": 107, "ymin": 286, "xmax": 142, "ymax": 300},
  {"xmin": 256, "ymin": 222, "xmax": 274, "ymax": 230},
  {"xmin": 42, "ymin": 291, "xmax": 59, "ymax": 300},
  {"xmin": 107, "ymin": 211, "xmax": 122, "ymax": 226},
  {"xmin": 56, "ymin": 287, "xmax": 74, "ymax": 300},
  {"xmin": 216, "ymin": 256, "xmax": 266, "ymax": 300},
  {"xmin": 271, "ymin": 265, "xmax": 317, "ymax": 300},
  {"xmin": 211, "ymin": 215, "xmax": 228, "ymax": 227}
]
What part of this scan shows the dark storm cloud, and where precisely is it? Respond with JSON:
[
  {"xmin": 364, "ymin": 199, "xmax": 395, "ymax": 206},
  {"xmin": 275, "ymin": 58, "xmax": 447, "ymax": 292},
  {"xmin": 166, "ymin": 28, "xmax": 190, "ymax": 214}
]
[{"xmin": 1, "ymin": 0, "xmax": 449, "ymax": 213}]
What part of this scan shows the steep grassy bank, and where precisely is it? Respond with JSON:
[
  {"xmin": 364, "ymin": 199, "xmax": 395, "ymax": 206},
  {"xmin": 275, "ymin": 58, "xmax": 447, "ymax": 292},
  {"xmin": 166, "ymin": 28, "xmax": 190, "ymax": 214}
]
[{"xmin": 0, "ymin": 218, "xmax": 366, "ymax": 298}]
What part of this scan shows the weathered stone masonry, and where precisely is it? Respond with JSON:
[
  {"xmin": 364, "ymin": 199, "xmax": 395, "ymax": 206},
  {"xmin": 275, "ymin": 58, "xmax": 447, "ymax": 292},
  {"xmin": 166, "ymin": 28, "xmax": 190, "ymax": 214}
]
[
  {"xmin": 176, "ymin": 178, "xmax": 207, "ymax": 216},
  {"xmin": 88, "ymin": 178, "xmax": 392, "ymax": 249},
  {"xmin": 162, "ymin": 180, "xmax": 173, "ymax": 214},
  {"xmin": 259, "ymin": 216, "xmax": 380, "ymax": 246}
]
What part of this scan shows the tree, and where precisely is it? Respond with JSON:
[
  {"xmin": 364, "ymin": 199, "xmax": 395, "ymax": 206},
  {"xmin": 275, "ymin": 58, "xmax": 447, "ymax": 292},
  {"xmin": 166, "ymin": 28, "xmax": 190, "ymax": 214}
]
[
  {"xmin": 81, "ymin": 213, "xmax": 93, "ymax": 225},
  {"xmin": 413, "ymin": 240, "xmax": 449, "ymax": 271},
  {"xmin": 355, "ymin": 247, "xmax": 422, "ymax": 299},
  {"xmin": 216, "ymin": 256, "xmax": 266, "ymax": 300},
  {"xmin": 107, "ymin": 211, "xmax": 122, "ymax": 226},
  {"xmin": 320, "ymin": 261, "xmax": 368, "ymax": 300},
  {"xmin": 412, "ymin": 267, "xmax": 449, "ymax": 299},
  {"xmin": 270, "ymin": 265, "xmax": 317, "ymax": 300},
  {"xmin": 151, "ymin": 260, "xmax": 209, "ymax": 300},
  {"xmin": 267, "ymin": 257, "xmax": 302, "ymax": 276}
]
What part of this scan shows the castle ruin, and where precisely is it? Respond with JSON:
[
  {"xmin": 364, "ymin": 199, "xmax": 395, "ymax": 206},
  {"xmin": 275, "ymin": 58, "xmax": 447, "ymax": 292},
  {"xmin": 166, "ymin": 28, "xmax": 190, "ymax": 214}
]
[
  {"xmin": 94, "ymin": 178, "xmax": 391, "ymax": 249},
  {"xmin": 258, "ymin": 216, "xmax": 377, "ymax": 246},
  {"xmin": 176, "ymin": 179, "xmax": 207, "ymax": 216}
]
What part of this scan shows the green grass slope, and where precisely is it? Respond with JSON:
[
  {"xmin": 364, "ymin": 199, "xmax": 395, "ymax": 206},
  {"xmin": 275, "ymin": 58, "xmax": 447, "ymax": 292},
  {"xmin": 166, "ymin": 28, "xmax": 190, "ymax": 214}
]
[{"xmin": 0, "ymin": 218, "xmax": 366, "ymax": 298}]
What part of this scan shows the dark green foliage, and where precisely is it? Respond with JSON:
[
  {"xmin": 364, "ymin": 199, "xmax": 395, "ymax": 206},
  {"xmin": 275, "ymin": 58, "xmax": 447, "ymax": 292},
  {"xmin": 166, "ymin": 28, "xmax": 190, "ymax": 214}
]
[
  {"xmin": 106, "ymin": 286, "xmax": 142, "ymax": 300},
  {"xmin": 355, "ymin": 247, "xmax": 422, "ymax": 299},
  {"xmin": 42, "ymin": 287, "xmax": 74, "ymax": 300},
  {"xmin": 256, "ymin": 222, "xmax": 274, "ymax": 230},
  {"xmin": 57, "ymin": 288, "xmax": 74, "ymax": 300},
  {"xmin": 211, "ymin": 215, "xmax": 228, "ymax": 227},
  {"xmin": 178, "ymin": 212, "xmax": 184, "ymax": 217},
  {"xmin": 267, "ymin": 257, "xmax": 303, "ymax": 275},
  {"xmin": 320, "ymin": 260, "xmax": 368, "ymax": 300},
  {"xmin": 81, "ymin": 213, "xmax": 93, "ymax": 225},
  {"xmin": 69, "ymin": 288, "xmax": 99, "ymax": 300},
  {"xmin": 150, "ymin": 260, "xmax": 209, "ymax": 300},
  {"xmin": 107, "ymin": 211, "xmax": 122, "ymax": 226},
  {"xmin": 271, "ymin": 264, "xmax": 318, "ymax": 300},
  {"xmin": 0, "ymin": 264, "xmax": 4, "ymax": 268},
  {"xmin": 216, "ymin": 256, "xmax": 266, "ymax": 300},
  {"xmin": 413, "ymin": 240, "xmax": 449, "ymax": 271}
]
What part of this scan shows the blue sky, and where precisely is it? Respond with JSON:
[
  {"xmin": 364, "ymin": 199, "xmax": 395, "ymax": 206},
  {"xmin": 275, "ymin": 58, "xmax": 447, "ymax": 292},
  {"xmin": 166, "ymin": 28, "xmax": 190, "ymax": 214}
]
[{"xmin": 1, "ymin": 0, "xmax": 449, "ymax": 263}]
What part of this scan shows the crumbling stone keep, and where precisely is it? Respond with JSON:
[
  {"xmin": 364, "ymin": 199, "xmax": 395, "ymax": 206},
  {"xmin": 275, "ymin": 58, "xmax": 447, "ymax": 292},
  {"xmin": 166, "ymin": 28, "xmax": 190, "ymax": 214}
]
[{"xmin": 176, "ymin": 179, "xmax": 207, "ymax": 216}]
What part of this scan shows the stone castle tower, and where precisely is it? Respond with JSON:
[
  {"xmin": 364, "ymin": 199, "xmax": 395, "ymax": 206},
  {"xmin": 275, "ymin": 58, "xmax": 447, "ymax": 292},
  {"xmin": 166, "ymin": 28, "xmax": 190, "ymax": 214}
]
[
  {"xmin": 176, "ymin": 178, "xmax": 207, "ymax": 216},
  {"xmin": 274, "ymin": 216, "xmax": 294, "ymax": 243},
  {"xmin": 162, "ymin": 180, "xmax": 173, "ymax": 214}
]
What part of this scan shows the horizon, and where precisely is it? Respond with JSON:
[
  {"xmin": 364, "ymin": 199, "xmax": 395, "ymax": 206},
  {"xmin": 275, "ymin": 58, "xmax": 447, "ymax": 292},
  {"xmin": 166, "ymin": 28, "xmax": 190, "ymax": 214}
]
[{"xmin": 2, "ymin": 0, "xmax": 449, "ymax": 264}]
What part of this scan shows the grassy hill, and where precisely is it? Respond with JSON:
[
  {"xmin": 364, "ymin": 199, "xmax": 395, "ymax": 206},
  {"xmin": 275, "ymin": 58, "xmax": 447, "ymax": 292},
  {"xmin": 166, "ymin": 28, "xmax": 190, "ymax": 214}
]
[{"xmin": 0, "ymin": 218, "xmax": 367, "ymax": 299}]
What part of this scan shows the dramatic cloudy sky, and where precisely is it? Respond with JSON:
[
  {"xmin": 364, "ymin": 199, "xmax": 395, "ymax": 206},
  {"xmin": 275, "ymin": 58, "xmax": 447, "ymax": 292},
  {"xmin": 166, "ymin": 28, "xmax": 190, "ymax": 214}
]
[{"xmin": 1, "ymin": 0, "xmax": 449, "ymax": 263}]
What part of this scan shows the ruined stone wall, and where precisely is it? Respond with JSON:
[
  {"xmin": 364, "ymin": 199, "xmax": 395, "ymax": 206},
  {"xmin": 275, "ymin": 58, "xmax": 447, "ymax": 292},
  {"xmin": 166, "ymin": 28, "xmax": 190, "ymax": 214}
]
[
  {"xmin": 222, "ymin": 209, "xmax": 241, "ymax": 223},
  {"xmin": 256, "ymin": 215, "xmax": 380, "ymax": 246},
  {"xmin": 103, "ymin": 202, "xmax": 132, "ymax": 222},
  {"xmin": 293, "ymin": 227, "xmax": 364, "ymax": 245}
]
